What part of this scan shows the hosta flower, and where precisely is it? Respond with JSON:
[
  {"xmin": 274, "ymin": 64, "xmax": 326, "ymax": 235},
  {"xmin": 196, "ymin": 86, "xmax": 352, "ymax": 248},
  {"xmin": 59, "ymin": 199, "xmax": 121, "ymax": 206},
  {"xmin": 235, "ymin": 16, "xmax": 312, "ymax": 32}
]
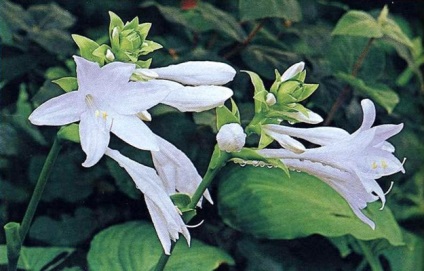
[
  {"xmin": 216, "ymin": 123, "xmax": 247, "ymax": 152},
  {"xmin": 259, "ymin": 99, "xmax": 405, "ymax": 228},
  {"xmin": 105, "ymin": 148, "xmax": 189, "ymax": 254},
  {"xmin": 29, "ymin": 56, "xmax": 173, "ymax": 167},
  {"xmin": 29, "ymin": 57, "xmax": 235, "ymax": 167},
  {"xmin": 151, "ymin": 136, "xmax": 213, "ymax": 206}
]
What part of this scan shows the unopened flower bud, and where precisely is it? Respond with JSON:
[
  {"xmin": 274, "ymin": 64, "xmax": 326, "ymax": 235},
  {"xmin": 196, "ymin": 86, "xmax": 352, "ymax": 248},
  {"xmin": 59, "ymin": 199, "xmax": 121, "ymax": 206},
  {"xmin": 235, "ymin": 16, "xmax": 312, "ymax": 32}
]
[
  {"xmin": 105, "ymin": 49, "xmax": 115, "ymax": 61},
  {"xmin": 137, "ymin": 110, "xmax": 152, "ymax": 121},
  {"xmin": 216, "ymin": 123, "xmax": 246, "ymax": 152},
  {"xmin": 281, "ymin": 61, "xmax": 305, "ymax": 82},
  {"xmin": 266, "ymin": 93, "xmax": 277, "ymax": 106}
]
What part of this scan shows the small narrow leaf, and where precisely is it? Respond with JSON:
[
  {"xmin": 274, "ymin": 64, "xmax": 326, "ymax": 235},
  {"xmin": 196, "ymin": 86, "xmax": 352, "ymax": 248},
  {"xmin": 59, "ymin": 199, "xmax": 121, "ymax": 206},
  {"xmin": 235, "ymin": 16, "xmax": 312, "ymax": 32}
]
[{"xmin": 52, "ymin": 77, "xmax": 77, "ymax": 92}]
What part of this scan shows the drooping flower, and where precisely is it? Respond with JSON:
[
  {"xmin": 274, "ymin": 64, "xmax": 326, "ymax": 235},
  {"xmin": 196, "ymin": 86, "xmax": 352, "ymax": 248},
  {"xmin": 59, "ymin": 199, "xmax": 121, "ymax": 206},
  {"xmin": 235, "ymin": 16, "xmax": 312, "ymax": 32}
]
[
  {"xmin": 151, "ymin": 136, "xmax": 213, "ymax": 206},
  {"xmin": 216, "ymin": 123, "xmax": 247, "ymax": 153},
  {"xmin": 259, "ymin": 99, "xmax": 405, "ymax": 228},
  {"xmin": 105, "ymin": 148, "xmax": 189, "ymax": 254},
  {"xmin": 29, "ymin": 57, "xmax": 235, "ymax": 167}
]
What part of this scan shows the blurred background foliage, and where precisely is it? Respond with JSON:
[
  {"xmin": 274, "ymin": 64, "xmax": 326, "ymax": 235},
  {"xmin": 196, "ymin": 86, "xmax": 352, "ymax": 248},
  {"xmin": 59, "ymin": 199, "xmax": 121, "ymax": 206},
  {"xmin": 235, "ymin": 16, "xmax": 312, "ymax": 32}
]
[{"xmin": 0, "ymin": 0, "xmax": 423, "ymax": 270}]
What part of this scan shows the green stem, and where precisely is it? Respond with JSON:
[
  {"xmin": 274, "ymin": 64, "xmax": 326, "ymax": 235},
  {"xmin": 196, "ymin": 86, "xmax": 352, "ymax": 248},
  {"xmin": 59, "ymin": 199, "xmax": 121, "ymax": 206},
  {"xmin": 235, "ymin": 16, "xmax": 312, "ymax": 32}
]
[
  {"xmin": 153, "ymin": 146, "xmax": 230, "ymax": 271},
  {"xmin": 357, "ymin": 240, "xmax": 383, "ymax": 271},
  {"xmin": 5, "ymin": 137, "xmax": 62, "ymax": 271}
]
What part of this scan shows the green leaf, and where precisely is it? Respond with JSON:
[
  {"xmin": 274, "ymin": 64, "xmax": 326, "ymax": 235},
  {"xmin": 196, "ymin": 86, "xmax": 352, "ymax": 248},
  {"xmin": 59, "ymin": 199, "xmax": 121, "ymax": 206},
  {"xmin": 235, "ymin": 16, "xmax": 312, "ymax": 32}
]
[
  {"xmin": 0, "ymin": 245, "xmax": 74, "ymax": 271},
  {"xmin": 241, "ymin": 45, "xmax": 299, "ymax": 79},
  {"xmin": 72, "ymin": 34, "xmax": 103, "ymax": 64},
  {"xmin": 57, "ymin": 124, "xmax": 80, "ymax": 143},
  {"xmin": 243, "ymin": 70, "xmax": 267, "ymax": 113},
  {"xmin": 87, "ymin": 221, "xmax": 235, "ymax": 271},
  {"xmin": 26, "ymin": 3, "xmax": 75, "ymax": 30},
  {"xmin": 332, "ymin": 10, "xmax": 383, "ymax": 38},
  {"xmin": 336, "ymin": 72, "xmax": 399, "ymax": 113},
  {"xmin": 218, "ymin": 166, "xmax": 404, "ymax": 246},
  {"xmin": 216, "ymin": 102, "xmax": 240, "ymax": 130},
  {"xmin": 52, "ymin": 77, "xmax": 78, "ymax": 92},
  {"xmin": 0, "ymin": 17, "xmax": 13, "ymax": 44},
  {"xmin": 29, "ymin": 208, "xmax": 97, "ymax": 246},
  {"xmin": 239, "ymin": 0, "xmax": 302, "ymax": 22}
]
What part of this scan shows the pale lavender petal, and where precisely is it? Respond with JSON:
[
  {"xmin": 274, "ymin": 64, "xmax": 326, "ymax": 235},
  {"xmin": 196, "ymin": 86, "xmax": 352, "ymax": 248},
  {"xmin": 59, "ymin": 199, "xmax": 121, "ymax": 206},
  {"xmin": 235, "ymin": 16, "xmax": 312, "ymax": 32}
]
[
  {"xmin": 263, "ymin": 124, "xmax": 349, "ymax": 146},
  {"xmin": 108, "ymin": 80, "xmax": 181, "ymax": 115},
  {"xmin": 28, "ymin": 91, "xmax": 84, "ymax": 126},
  {"xmin": 371, "ymin": 124, "xmax": 404, "ymax": 146},
  {"xmin": 111, "ymin": 115, "xmax": 159, "ymax": 151},
  {"xmin": 262, "ymin": 127, "xmax": 305, "ymax": 153},
  {"xmin": 152, "ymin": 136, "xmax": 213, "ymax": 205},
  {"xmin": 80, "ymin": 111, "xmax": 110, "ymax": 167},
  {"xmin": 73, "ymin": 56, "xmax": 101, "ymax": 92},
  {"xmin": 358, "ymin": 99, "xmax": 376, "ymax": 131},
  {"xmin": 162, "ymin": 85, "xmax": 233, "ymax": 112},
  {"xmin": 281, "ymin": 61, "xmax": 305, "ymax": 82},
  {"xmin": 151, "ymin": 61, "xmax": 236, "ymax": 85},
  {"xmin": 352, "ymin": 148, "xmax": 405, "ymax": 178}
]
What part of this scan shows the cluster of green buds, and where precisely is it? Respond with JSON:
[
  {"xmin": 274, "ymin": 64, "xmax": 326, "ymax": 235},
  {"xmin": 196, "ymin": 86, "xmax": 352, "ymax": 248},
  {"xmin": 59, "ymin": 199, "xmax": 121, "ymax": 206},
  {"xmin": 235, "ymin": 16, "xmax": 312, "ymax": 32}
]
[
  {"xmin": 72, "ymin": 12, "xmax": 162, "ymax": 68},
  {"xmin": 244, "ymin": 62, "xmax": 321, "ymax": 148}
]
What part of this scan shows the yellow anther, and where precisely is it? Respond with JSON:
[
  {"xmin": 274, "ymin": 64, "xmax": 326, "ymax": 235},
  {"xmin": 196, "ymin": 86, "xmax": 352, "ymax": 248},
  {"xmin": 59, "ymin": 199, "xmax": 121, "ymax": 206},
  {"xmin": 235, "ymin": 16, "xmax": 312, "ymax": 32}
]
[
  {"xmin": 381, "ymin": 160, "xmax": 388, "ymax": 169},
  {"xmin": 95, "ymin": 110, "xmax": 100, "ymax": 117},
  {"xmin": 371, "ymin": 161, "xmax": 378, "ymax": 170},
  {"xmin": 102, "ymin": 111, "xmax": 108, "ymax": 119}
]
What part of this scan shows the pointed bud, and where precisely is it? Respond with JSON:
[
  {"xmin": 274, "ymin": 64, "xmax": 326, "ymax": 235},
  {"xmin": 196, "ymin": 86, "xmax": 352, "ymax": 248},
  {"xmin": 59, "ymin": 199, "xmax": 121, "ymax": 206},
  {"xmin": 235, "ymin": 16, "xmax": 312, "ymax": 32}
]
[
  {"xmin": 265, "ymin": 93, "xmax": 277, "ymax": 106},
  {"xmin": 281, "ymin": 61, "xmax": 305, "ymax": 82},
  {"xmin": 216, "ymin": 123, "xmax": 246, "ymax": 152},
  {"xmin": 137, "ymin": 110, "xmax": 152, "ymax": 121},
  {"xmin": 105, "ymin": 49, "xmax": 115, "ymax": 61}
]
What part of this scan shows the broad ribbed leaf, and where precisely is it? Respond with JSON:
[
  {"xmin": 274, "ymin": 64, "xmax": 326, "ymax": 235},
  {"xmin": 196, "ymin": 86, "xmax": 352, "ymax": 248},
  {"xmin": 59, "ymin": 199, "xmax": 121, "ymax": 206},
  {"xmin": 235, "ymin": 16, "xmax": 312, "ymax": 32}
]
[
  {"xmin": 87, "ymin": 221, "xmax": 234, "ymax": 271},
  {"xmin": 0, "ymin": 245, "xmax": 74, "ymax": 270},
  {"xmin": 336, "ymin": 72, "xmax": 399, "ymax": 113},
  {"xmin": 332, "ymin": 11, "xmax": 383, "ymax": 38},
  {"xmin": 218, "ymin": 165, "xmax": 403, "ymax": 246}
]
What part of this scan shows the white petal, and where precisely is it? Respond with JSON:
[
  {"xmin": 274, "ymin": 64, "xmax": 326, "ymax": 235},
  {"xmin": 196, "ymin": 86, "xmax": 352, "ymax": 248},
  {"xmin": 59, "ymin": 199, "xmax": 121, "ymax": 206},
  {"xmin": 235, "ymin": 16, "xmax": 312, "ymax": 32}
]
[
  {"xmin": 284, "ymin": 110, "xmax": 323, "ymax": 124},
  {"xmin": 108, "ymin": 80, "xmax": 180, "ymax": 115},
  {"xmin": 80, "ymin": 111, "xmax": 110, "ymax": 167},
  {"xmin": 111, "ymin": 115, "xmax": 159, "ymax": 151},
  {"xmin": 359, "ymin": 99, "xmax": 376, "ymax": 131},
  {"xmin": 263, "ymin": 124, "xmax": 349, "ymax": 146},
  {"xmin": 73, "ymin": 56, "xmax": 102, "ymax": 91},
  {"xmin": 28, "ymin": 91, "xmax": 84, "ymax": 126},
  {"xmin": 151, "ymin": 61, "xmax": 236, "ymax": 85},
  {"xmin": 371, "ymin": 124, "xmax": 403, "ymax": 145},
  {"xmin": 281, "ymin": 61, "xmax": 305, "ymax": 82},
  {"xmin": 152, "ymin": 136, "xmax": 213, "ymax": 205},
  {"xmin": 162, "ymin": 85, "xmax": 233, "ymax": 112},
  {"xmin": 262, "ymin": 126, "xmax": 305, "ymax": 153}
]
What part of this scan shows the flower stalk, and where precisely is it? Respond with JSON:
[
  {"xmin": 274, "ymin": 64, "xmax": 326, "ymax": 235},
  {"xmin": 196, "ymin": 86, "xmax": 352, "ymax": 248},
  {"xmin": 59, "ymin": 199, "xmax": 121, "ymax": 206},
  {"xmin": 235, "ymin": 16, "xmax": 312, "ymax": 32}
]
[{"xmin": 5, "ymin": 137, "xmax": 62, "ymax": 271}]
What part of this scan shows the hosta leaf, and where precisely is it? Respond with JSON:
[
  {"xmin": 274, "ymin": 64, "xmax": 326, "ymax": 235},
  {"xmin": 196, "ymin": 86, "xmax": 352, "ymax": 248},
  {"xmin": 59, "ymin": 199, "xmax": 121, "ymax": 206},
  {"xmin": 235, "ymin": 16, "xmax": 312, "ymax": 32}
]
[
  {"xmin": 218, "ymin": 166, "xmax": 403, "ymax": 246},
  {"xmin": 332, "ymin": 10, "xmax": 383, "ymax": 38},
  {"xmin": 87, "ymin": 221, "xmax": 234, "ymax": 271},
  {"xmin": 0, "ymin": 245, "xmax": 74, "ymax": 271}
]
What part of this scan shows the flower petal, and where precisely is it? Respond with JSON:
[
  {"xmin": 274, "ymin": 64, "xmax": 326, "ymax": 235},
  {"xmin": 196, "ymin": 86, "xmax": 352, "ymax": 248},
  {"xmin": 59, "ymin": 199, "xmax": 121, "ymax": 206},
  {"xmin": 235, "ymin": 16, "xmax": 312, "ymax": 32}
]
[
  {"xmin": 263, "ymin": 130, "xmax": 306, "ymax": 154},
  {"xmin": 150, "ymin": 61, "xmax": 236, "ymax": 85},
  {"xmin": 281, "ymin": 61, "xmax": 305, "ymax": 82},
  {"xmin": 263, "ymin": 124, "xmax": 349, "ymax": 146},
  {"xmin": 161, "ymin": 85, "xmax": 233, "ymax": 112},
  {"xmin": 359, "ymin": 99, "xmax": 376, "ymax": 131},
  {"xmin": 111, "ymin": 115, "xmax": 159, "ymax": 151},
  {"xmin": 28, "ymin": 91, "xmax": 84, "ymax": 126},
  {"xmin": 371, "ymin": 124, "xmax": 403, "ymax": 146},
  {"xmin": 152, "ymin": 136, "xmax": 213, "ymax": 205},
  {"xmin": 109, "ymin": 80, "xmax": 181, "ymax": 115},
  {"xmin": 80, "ymin": 111, "xmax": 110, "ymax": 167}
]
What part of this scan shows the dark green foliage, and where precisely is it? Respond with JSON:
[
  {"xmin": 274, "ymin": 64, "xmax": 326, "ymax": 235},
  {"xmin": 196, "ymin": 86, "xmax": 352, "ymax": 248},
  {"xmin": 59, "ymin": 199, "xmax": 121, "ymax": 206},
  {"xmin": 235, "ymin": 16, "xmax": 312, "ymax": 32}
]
[{"xmin": 1, "ymin": 0, "xmax": 423, "ymax": 270}]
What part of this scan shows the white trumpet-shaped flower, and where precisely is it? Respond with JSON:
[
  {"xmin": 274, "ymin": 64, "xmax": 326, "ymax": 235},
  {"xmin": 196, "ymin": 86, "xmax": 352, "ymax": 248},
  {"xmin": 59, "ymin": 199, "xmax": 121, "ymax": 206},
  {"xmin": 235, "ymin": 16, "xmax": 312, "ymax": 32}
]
[
  {"xmin": 151, "ymin": 136, "xmax": 213, "ymax": 206},
  {"xmin": 259, "ymin": 99, "xmax": 405, "ymax": 229},
  {"xmin": 29, "ymin": 56, "xmax": 175, "ymax": 167},
  {"xmin": 29, "ymin": 57, "xmax": 235, "ymax": 166},
  {"xmin": 105, "ymin": 148, "xmax": 189, "ymax": 255}
]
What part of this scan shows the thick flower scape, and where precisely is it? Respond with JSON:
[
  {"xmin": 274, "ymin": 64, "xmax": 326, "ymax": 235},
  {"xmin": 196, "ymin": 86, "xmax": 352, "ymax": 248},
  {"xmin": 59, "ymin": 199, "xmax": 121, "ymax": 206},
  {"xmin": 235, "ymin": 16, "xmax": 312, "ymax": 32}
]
[
  {"xmin": 29, "ymin": 56, "xmax": 236, "ymax": 253},
  {"xmin": 259, "ymin": 99, "xmax": 405, "ymax": 229}
]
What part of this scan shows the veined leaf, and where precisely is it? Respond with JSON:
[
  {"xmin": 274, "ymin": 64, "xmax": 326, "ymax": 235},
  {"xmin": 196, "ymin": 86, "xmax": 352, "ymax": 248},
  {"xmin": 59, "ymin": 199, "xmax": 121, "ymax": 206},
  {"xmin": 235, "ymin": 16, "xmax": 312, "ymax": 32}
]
[
  {"xmin": 332, "ymin": 10, "xmax": 383, "ymax": 38},
  {"xmin": 239, "ymin": 0, "xmax": 302, "ymax": 22}
]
